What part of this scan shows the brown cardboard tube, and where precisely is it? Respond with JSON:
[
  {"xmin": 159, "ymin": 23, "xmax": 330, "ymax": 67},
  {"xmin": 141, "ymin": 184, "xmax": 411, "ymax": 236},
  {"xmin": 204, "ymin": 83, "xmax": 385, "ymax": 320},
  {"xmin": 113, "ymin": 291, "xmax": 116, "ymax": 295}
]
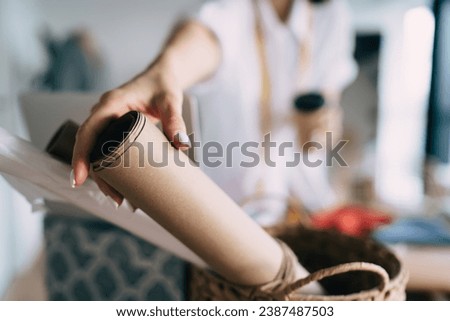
[
  {"xmin": 46, "ymin": 120, "xmax": 79, "ymax": 164},
  {"xmin": 90, "ymin": 111, "xmax": 283, "ymax": 286}
]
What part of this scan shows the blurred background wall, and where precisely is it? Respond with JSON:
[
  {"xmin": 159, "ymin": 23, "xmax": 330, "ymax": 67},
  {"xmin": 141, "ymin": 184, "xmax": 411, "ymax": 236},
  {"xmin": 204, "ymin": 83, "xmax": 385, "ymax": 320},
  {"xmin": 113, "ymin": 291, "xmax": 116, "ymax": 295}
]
[{"xmin": 37, "ymin": 0, "xmax": 204, "ymax": 88}]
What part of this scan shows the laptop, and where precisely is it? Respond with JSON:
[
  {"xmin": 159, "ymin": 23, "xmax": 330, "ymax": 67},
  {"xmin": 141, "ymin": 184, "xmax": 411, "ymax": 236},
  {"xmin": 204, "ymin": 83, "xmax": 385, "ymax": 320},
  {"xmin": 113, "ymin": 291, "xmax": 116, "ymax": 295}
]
[
  {"xmin": 19, "ymin": 92, "xmax": 100, "ymax": 150},
  {"xmin": 19, "ymin": 91, "xmax": 201, "ymax": 156}
]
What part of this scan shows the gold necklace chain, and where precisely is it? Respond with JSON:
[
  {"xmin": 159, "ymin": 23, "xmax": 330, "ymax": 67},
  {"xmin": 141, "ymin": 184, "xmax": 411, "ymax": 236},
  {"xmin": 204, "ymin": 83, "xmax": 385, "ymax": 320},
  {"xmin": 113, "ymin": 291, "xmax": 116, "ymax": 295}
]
[{"xmin": 250, "ymin": 0, "xmax": 313, "ymax": 198}]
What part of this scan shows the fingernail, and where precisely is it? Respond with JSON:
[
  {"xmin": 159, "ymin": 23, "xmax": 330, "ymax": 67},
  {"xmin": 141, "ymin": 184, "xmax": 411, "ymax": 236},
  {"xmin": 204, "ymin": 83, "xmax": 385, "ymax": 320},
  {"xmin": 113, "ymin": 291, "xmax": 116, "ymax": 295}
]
[
  {"xmin": 70, "ymin": 169, "xmax": 76, "ymax": 188},
  {"xmin": 174, "ymin": 132, "xmax": 191, "ymax": 148},
  {"xmin": 106, "ymin": 196, "xmax": 120, "ymax": 209}
]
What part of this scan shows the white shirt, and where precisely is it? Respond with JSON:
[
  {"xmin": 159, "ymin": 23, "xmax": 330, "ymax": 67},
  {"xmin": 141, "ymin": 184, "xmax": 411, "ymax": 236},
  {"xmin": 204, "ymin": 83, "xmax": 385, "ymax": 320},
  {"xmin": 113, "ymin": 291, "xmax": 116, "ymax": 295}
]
[{"xmin": 190, "ymin": 0, "xmax": 357, "ymax": 225}]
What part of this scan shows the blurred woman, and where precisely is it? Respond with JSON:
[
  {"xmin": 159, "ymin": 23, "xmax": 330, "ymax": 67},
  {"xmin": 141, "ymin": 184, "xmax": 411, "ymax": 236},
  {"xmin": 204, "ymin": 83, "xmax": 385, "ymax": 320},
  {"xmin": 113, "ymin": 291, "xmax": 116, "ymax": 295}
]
[{"xmin": 72, "ymin": 0, "xmax": 357, "ymax": 225}]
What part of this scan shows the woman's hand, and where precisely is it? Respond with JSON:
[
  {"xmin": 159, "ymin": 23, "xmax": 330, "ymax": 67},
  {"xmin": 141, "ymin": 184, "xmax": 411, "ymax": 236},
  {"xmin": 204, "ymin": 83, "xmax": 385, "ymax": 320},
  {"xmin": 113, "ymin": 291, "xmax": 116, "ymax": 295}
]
[
  {"xmin": 71, "ymin": 62, "xmax": 190, "ymax": 205},
  {"xmin": 71, "ymin": 20, "xmax": 221, "ymax": 204}
]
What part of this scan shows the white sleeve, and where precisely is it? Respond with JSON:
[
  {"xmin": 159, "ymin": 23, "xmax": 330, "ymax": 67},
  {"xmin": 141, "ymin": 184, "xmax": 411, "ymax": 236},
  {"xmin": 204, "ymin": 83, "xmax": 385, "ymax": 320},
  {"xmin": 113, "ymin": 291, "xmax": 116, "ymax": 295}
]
[
  {"xmin": 313, "ymin": 0, "xmax": 358, "ymax": 92},
  {"xmin": 188, "ymin": 0, "xmax": 243, "ymax": 94}
]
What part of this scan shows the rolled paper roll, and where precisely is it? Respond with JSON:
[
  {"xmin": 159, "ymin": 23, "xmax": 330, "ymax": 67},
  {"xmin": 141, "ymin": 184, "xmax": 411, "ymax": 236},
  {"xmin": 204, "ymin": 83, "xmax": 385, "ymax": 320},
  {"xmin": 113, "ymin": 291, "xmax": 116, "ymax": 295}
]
[{"xmin": 90, "ymin": 111, "xmax": 284, "ymax": 286}]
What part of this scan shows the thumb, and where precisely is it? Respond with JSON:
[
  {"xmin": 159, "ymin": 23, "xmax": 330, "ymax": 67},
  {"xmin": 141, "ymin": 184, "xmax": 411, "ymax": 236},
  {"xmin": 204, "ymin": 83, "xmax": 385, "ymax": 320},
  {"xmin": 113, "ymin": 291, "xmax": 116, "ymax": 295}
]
[{"xmin": 157, "ymin": 95, "xmax": 191, "ymax": 150}]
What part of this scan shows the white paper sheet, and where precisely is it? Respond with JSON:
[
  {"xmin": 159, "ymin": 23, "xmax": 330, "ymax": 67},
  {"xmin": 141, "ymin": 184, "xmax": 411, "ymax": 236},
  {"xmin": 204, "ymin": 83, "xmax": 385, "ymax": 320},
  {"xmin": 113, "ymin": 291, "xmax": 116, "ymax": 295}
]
[{"xmin": 0, "ymin": 127, "xmax": 205, "ymax": 267}]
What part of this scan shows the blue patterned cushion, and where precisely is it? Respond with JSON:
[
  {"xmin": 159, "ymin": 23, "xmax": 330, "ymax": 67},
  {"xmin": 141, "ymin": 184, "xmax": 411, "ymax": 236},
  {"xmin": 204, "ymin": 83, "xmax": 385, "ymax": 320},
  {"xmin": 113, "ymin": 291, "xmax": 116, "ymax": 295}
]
[{"xmin": 44, "ymin": 215, "xmax": 187, "ymax": 300}]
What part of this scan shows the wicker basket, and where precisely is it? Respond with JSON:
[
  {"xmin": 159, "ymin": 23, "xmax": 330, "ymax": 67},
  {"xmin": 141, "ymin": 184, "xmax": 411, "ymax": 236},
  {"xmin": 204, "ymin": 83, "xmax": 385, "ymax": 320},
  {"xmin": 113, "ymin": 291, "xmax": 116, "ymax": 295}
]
[{"xmin": 189, "ymin": 224, "xmax": 408, "ymax": 301}]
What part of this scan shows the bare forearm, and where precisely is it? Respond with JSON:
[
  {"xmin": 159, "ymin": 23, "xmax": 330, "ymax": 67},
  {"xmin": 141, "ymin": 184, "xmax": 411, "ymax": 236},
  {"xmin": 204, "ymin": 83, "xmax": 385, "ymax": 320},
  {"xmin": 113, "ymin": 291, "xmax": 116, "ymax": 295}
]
[{"xmin": 143, "ymin": 20, "xmax": 221, "ymax": 90}]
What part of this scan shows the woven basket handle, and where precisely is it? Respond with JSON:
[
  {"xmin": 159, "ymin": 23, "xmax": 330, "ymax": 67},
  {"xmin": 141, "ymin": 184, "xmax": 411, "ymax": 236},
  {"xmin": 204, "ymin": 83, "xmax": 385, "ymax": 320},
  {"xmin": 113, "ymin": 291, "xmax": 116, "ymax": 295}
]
[{"xmin": 280, "ymin": 262, "xmax": 390, "ymax": 299}]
